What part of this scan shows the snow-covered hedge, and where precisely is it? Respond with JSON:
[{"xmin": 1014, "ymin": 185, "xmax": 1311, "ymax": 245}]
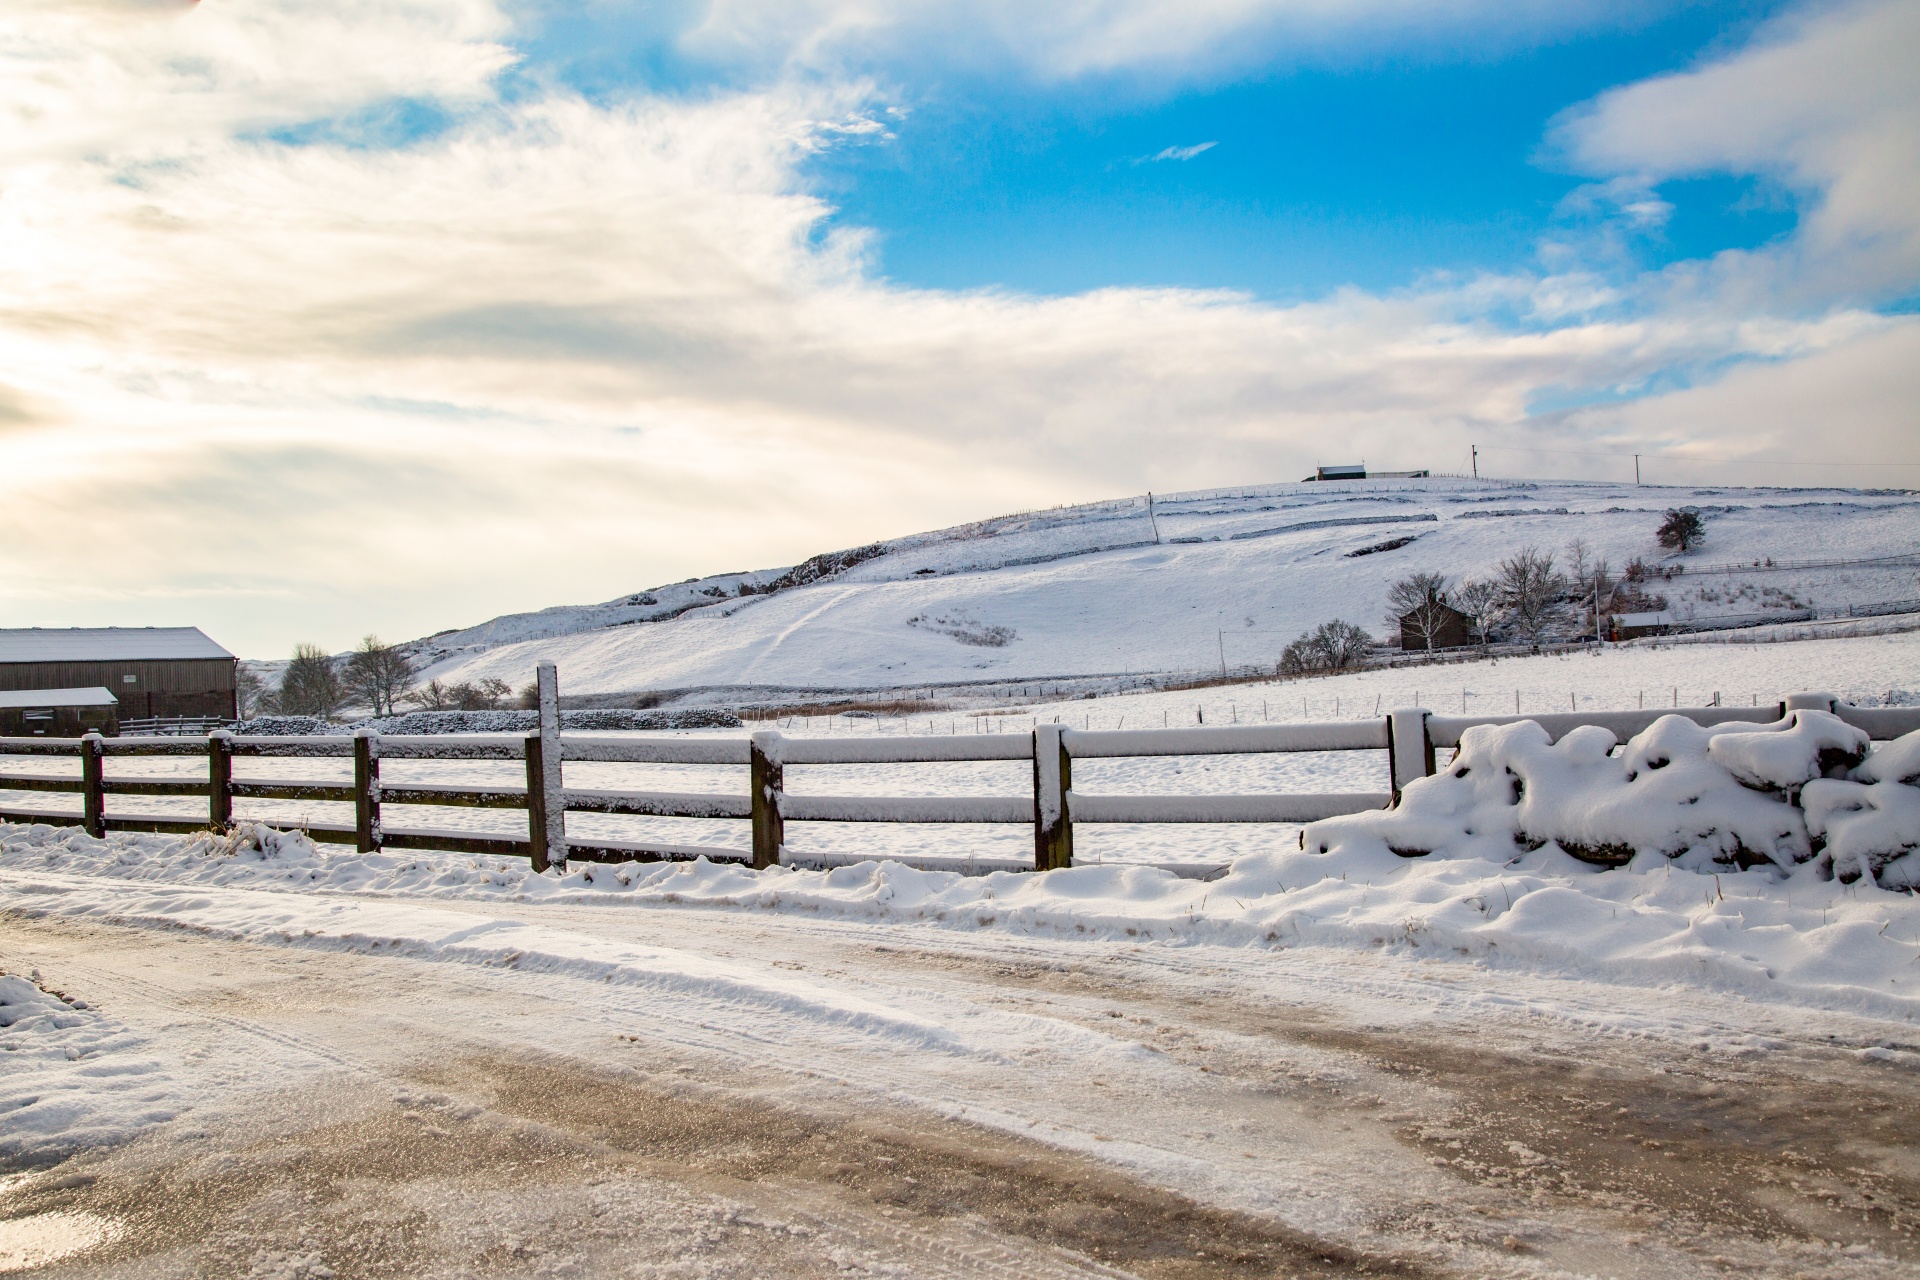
[
  {"xmin": 233, "ymin": 707, "xmax": 742, "ymax": 736},
  {"xmin": 1305, "ymin": 711, "xmax": 1919, "ymax": 889}
]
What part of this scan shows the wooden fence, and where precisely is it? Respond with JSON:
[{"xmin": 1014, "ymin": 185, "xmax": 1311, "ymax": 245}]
[{"xmin": 2, "ymin": 669, "xmax": 1916, "ymax": 875}]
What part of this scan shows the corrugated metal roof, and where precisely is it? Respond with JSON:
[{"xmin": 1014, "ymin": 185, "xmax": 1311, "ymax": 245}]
[
  {"xmin": 0, "ymin": 627, "xmax": 235, "ymax": 663},
  {"xmin": 0, "ymin": 686, "xmax": 118, "ymax": 708}
]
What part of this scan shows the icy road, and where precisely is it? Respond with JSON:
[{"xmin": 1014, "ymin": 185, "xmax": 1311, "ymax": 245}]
[{"xmin": 2, "ymin": 876, "xmax": 1918, "ymax": 1278}]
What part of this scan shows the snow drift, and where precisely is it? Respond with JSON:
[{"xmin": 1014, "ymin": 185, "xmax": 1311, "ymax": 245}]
[{"xmin": 1305, "ymin": 711, "xmax": 1917, "ymax": 888}]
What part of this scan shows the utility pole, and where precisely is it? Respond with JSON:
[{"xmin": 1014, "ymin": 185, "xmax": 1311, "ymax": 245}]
[
  {"xmin": 1471, "ymin": 445, "xmax": 1477, "ymax": 479},
  {"xmin": 1634, "ymin": 454, "xmax": 1641, "ymax": 486},
  {"xmin": 1146, "ymin": 492, "xmax": 1160, "ymax": 544},
  {"xmin": 1217, "ymin": 629, "xmax": 1227, "ymax": 677}
]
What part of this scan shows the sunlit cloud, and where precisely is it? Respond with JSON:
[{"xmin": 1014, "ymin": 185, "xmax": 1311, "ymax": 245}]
[{"xmin": 0, "ymin": 0, "xmax": 1913, "ymax": 654}]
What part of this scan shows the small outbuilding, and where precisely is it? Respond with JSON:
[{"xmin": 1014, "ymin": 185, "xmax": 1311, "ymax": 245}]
[
  {"xmin": 1398, "ymin": 602, "xmax": 1478, "ymax": 651},
  {"xmin": 1610, "ymin": 610, "xmax": 1674, "ymax": 641},
  {"xmin": 0, "ymin": 687, "xmax": 118, "ymax": 738},
  {"xmin": 0, "ymin": 627, "xmax": 237, "ymax": 728}
]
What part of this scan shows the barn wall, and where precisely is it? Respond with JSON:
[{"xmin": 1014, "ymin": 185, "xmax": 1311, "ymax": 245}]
[
  {"xmin": 0, "ymin": 705, "xmax": 118, "ymax": 738},
  {"xmin": 0, "ymin": 658, "xmax": 236, "ymax": 720}
]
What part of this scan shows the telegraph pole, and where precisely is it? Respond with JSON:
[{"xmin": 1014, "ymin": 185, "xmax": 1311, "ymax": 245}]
[
  {"xmin": 1634, "ymin": 454, "xmax": 1641, "ymax": 486},
  {"xmin": 1471, "ymin": 445, "xmax": 1477, "ymax": 479}
]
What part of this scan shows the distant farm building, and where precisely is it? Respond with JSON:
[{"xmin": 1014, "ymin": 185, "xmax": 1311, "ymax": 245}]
[
  {"xmin": 1609, "ymin": 611, "xmax": 1674, "ymax": 641},
  {"xmin": 1305, "ymin": 464, "xmax": 1433, "ymax": 482},
  {"xmin": 0, "ymin": 687, "xmax": 118, "ymax": 737},
  {"xmin": 0, "ymin": 628, "xmax": 238, "ymax": 731},
  {"xmin": 1398, "ymin": 602, "xmax": 1477, "ymax": 651}
]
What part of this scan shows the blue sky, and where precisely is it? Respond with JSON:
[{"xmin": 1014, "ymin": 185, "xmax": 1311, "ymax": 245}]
[
  {"xmin": 805, "ymin": 7, "xmax": 1799, "ymax": 298},
  {"xmin": 513, "ymin": 0, "xmax": 1803, "ymax": 299},
  {"xmin": 0, "ymin": 0, "xmax": 1914, "ymax": 652}
]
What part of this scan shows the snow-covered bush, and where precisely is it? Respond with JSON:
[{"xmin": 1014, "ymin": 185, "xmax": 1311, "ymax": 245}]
[
  {"xmin": 1302, "ymin": 711, "xmax": 1914, "ymax": 883},
  {"xmin": 1803, "ymin": 731, "xmax": 1920, "ymax": 889}
]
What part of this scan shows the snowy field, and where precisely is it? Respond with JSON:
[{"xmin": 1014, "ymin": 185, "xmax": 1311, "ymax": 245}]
[{"xmin": 408, "ymin": 478, "xmax": 1920, "ymax": 700}]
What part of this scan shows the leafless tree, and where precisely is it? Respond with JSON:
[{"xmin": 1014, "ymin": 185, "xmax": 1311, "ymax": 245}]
[
  {"xmin": 405, "ymin": 676, "xmax": 513, "ymax": 712},
  {"xmin": 1384, "ymin": 571, "xmax": 1452, "ymax": 655},
  {"xmin": 1279, "ymin": 620, "xmax": 1374, "ymax": 676},
  {"xmin": 1563, "ymin": 537, "xmax": 1592, "ymax": 585},
  {"xmin": 1452, "ymin": 579, "xmax": 1500, "ymax": 648},
  {"xmin": 235, "ymin": 666, "xmax": 268, "ymax": 720},
  {"xmin": 274, "ymin": 644, "xmax": 346, "ymax": 718},
  {"xmin": 463, "ymin": 678, "xmax": 513, "ymax": 710},
  {"xmin": 404, "ymin": 678, "xmax": 456, "ymax": 711},
  {"xmin": 1496, "ymin": 547, "xmax": 1571, "ymax": 648},
  {"xmin": 346, "ymin": 635, "xmax": 414, "ymax": 717}
]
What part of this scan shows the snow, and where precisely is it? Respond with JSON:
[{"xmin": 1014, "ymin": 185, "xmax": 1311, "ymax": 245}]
[
  {"xmin": 11, "ymin": 721, "xmax": 1920, "ymax": 1028},
  {"xmin": 1305, "ymin": 711, "xmax": 1882, "ymax": 873},
  {"xmin": 0, "ymin": 968, "xmax": 181, "ymax": 1167},
  {"xmin": 402, "ymin": 478, "xmax": 1920, "ymax": 699}
]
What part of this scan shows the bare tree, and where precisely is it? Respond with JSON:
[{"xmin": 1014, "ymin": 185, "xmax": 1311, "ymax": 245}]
[
  {"xmin": 1496, "ymin": 547, "xmax": 1570, "ymax": 649},
  {"xmin": 463, "ymin": 678, "xmax": 513, "ymax": 710},
  {"xmin": 1453, "ymin": 578, "xmax": 1500, "ymax": 648},
  {"xmin": 235, "ymin": 665, "xmax": 267, "ymax": 720},
  {"xmin": 275, "ymin": 643, "xmax": 346, "ymax": 718},
  {"xmin": 404, "ymin": 675, "xmax": 513, "ymax": 712},
  {"xmin": 1279, "ymin": 620, "xmax": 1374, "ymax": 676},
  {"xmin": 1563, "ymin": 537, "xmax": 1592, "ymax": 585},
  {"xmin": 345, "ymin": 635, "xmax": 414, "ymax": 717},
  {"xmin": 1385, "ymin": 571, "xmax": 1452, "ymax": 655},
  {"xmin": 404, "ymin": 678, "xmax": 456, "ymax": 711}
]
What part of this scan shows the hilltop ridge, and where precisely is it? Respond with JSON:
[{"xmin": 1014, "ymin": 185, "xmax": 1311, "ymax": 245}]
[{"xmin": 404, "ymin": 478, "xmax": 1920, "ymax": 703}]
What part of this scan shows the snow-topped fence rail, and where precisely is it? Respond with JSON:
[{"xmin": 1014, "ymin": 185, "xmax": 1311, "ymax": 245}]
[{"xmin": 3, "ymin": 665, "xmax": 1917, "ymax": 876}]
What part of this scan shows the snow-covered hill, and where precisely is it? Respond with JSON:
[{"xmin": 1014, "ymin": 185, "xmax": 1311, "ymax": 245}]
[{"xmin": 410, "ymin": 478, "xmax": 1920, "ymax": 701}]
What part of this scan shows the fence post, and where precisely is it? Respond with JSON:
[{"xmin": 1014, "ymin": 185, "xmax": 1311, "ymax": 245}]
[
  {"xmin": 353, "ymin": 729, "xmax": 380, "ymax": 853},
  {"xmin": 1784, "ymin": 691, "xmax": 1837, "ymax": 715},
  {"xmin": 208, "ymin": 731, "xmax": 232, "ymax": 830},
  {"xmin": 1387, "ymin": 708, "xmax": 1433, "ymax": 803},
  {"xmin": 81, "ymin": 732, "xmax": 104, "ymax": 839},
  {"xmin": 1033, "ymin": 723, "xmax": 1071, "ymax": 871},
  {"xmin": 525, "ymin": 732, "xmax": 551, "ymax": 873},
  {"xmin": 750, "ymin": 731, "xmax": 784, "ymax": 869},
  {"xmin": 536, "ymin": 661, "xmax": 566, "ymax": 872}
]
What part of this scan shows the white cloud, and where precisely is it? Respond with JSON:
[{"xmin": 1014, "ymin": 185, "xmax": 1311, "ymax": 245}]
[
  {"xmin": 1554, "ymin": 0, "xmax": 1920, "ymax": 306},
  {"xmin": 0, "ymin": 0, "xmax": 1912, "ymax": 654},
  {"xmin": 678, "ymin": 0, "xmax": 1659, "ymax": 80},
  {"xmin": 1144, "ymin": 141, "xmax": 1217, "ymax": 163}
]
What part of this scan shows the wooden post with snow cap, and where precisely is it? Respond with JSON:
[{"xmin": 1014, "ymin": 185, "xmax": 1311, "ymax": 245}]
[
  {"xmin": 81, "ymin": 732, "xmax": 105, "ymax": 839},
  {"xmin": 1033, "ymin": 722, "xmax": 1071, "ymax": 871},
  {"xmin": 534, "ymin": 661, "xmax": 566, "ymax": 872},
  {"xmin": 1784, "ymin": 691, "xmax": 1837, "ymax": 716},
  {"xmin": 208, "ymin": 730, "xmax": 233, "ymax": 829},
  {"xmin": 1387, "ymin": 708, "xmax": 1433, "ymax": 804},
  {"xmin": 353, "ymin": 728, "xmax": 380, "ymax": 854},
  {"xmin": 749, "ymin": 730, "xmax": 784, "ymax": 869}
]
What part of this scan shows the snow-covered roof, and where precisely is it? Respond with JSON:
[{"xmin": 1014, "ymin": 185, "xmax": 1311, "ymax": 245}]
[
  {"xmin": 0, "ymin": 627, "xmax": 233, "ymax": 663},
  {"xmin": 0, "ymin": 686, "xmax": 117, "ymax": 708}
]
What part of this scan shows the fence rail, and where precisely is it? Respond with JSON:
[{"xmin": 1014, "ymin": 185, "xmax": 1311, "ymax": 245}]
[{"xmin": 3, "ymin": 671, "xmax": 1915, "ymax": 876}]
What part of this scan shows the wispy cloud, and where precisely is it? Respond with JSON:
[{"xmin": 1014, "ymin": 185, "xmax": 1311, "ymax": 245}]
[{"xmin": 1142, "ymin": 141, "xmax": 1217, "ymax": 163}]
